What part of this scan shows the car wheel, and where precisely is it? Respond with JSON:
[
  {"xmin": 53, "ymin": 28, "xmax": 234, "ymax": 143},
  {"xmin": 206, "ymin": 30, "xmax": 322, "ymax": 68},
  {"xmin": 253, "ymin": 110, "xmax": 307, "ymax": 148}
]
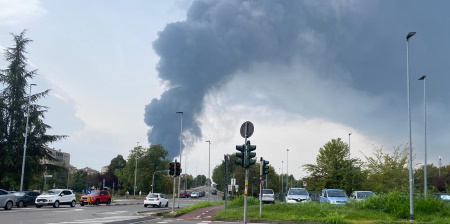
[
  {"xmin": 158, "ymin": 202, "xmax": 161, "ymax": 208},
  {"xmin": 80, "ymin": 203, "xmax": 85, "ymax": 206},
  {"xmin": 5, "ymin": 201, "xmax": 13, "ymax": 210},
  {"xmin": 144, "ymin": 204, "xmax": 148, "ymax": 207},
  {"xmin": 96, "ymin": 199, "xmax": 100, "ymax": 205},
  {"xmin": 70, "ymin": 200, "xmax": 76, "ymax": 207},
  {"xmin": 165, "ymin": 202, "xmax": 168, "ymax": 207},
  {"xmin": 53, "ymin": 201, "xmax": 60, "ymax": 208},
  {"xmin": 18, "ymin": 200, "xmax": 24, "ymax": 207},
  {"xmin": 107, "ymin": 199, "xmax": 111, "ymax": 205},
  {"xmin": 36, "ymin": 205, "xmax": 42, "ymax": 208}
]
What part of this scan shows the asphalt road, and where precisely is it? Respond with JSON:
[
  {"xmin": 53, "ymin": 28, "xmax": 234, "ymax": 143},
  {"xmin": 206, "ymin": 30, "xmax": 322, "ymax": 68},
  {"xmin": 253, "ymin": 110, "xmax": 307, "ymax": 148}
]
[{"xmin": 1, "ymin": 187, "xmax": 225, "ymax": 224}]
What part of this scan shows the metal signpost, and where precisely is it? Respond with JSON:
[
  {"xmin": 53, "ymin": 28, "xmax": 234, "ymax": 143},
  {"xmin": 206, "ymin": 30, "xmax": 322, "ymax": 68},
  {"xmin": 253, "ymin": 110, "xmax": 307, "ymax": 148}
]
[{"xmin": 239, "ymin": 121, "xmax": 254, "ymax": 224}]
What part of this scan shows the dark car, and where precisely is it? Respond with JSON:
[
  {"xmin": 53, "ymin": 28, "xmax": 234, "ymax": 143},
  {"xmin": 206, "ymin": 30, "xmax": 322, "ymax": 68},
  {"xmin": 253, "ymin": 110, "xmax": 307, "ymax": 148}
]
[
  {"xmin": 211, "ymin": 189, "xmax": 217, "ymax": 195},
  {"xmin": 186, "ymin": 191, "xmax": 191, "ymax": 198},
  {"xmin": 13, "ymin": 191, "xmax": 40, "ymax": 207}
]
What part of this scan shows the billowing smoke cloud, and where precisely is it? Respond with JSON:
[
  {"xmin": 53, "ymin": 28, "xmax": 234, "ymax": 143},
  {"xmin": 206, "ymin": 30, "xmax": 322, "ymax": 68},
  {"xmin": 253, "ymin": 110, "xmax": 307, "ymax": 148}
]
[{"xmin": 145, "ymin": 0, "xmax": 355, "ymax": 159}]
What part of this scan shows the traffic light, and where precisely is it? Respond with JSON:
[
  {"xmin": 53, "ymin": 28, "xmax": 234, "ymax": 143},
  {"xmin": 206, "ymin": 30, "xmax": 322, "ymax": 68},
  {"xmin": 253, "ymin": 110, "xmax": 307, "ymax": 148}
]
[
  {"xmin": 262, "ymin": 160, "xmax": 270, "ymax": 175},
  {"xmin": 175, "ymin": 162, "xmax": 182, "ymax": 176},
  {"xmin": 245, "ymin": 140, "xmax": 256, "ymax": 168},
  {"xmin": 169, "ymin": 162, "xmax": 175, "ymax": 176},
  {"xmin": 235, "ymin": 144, "xmax": 245, "ymax": 167}
]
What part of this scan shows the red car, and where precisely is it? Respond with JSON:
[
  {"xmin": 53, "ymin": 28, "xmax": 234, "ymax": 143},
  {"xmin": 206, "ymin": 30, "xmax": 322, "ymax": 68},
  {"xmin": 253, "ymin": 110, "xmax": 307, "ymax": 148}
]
[
  {"xmin": 80, "ymin": 190, "xmax": 112, "ymax": 206},
  {"xmin": 179, "ymin": 190, "xmax": 187, "ymax": 198}
]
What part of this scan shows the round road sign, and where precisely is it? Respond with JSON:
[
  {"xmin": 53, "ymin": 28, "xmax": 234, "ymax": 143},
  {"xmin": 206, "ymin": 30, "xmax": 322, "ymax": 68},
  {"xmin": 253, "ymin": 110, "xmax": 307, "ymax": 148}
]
[{"xmin": 240, "ymin": 121, "xmax": 254, "ymax": 138}]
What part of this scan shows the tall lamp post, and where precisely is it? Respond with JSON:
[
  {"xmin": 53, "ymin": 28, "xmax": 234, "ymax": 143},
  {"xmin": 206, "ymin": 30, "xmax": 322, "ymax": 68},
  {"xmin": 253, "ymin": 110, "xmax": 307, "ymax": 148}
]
[
  {"xmin": 176, "ymin": 111, "xmax": 183, "ymax": 208},
  {"xmin": 206, "ymin": 140, "xmax": 211, "ymax": 202},
  {"xmin": 281, "ymin": 161, "xmax": 284, "ymax": 194},
  {"xmin": 134, "ymin": 142, "xmax": 140, "ymax": 199},
  {"xmin": 419, "ymin": 75, "xmax": 427, "ymax": 197},
  {"xmin": 348, "ymin": 133, "xmax": 352, "ymax": 159},
  {"xmin": 20, "ymin": 83, "xmax": 36, "ymax": 191},
  {"xmin": 406, "ymin": 31, "xmax": 416, "ymax": 221},
  {"xmin": 286, "ymin": 149, "xmax": 289, "ymax": 192}
]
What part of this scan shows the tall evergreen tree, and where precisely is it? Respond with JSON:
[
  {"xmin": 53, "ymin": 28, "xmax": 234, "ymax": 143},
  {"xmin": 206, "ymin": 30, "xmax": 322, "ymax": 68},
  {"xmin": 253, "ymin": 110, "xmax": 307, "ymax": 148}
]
[{"xmin": 0, "ymin": 30, "xmax": 66, "ymax": 190}]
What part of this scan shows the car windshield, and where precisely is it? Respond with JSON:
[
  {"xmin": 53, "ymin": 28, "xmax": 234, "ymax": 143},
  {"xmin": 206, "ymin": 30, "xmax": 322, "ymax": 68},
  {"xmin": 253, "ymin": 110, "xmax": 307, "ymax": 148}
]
[
  {"xmin": 357, "ymin": 192, "xmax": 375, "ymax": 198},
  {"xmin": 43, "ymin": 190, "xmax": 61, "ymax": 195},
  {"xmin": 289, "ymin": 189, "xmax": 308, "ymax": 195},
  {"xmin": 263, "ymin": 189, "xmax": 274, "ymax": 194},
  {"xmin": 147, "ymin": 194, "xmax": 159, "ymax": 198},
  {"xmin": 13, "ymin": 192, "xmax": 25, "ymax": 196},
  {"xmin": 328, "ymin": 190, "xmax": 346, "ymax": 197},
  {"xmin": 90, "ymin": 191, "xmax": 100, "ymax": 196},
  {"xmin": 192, "ymin": 191, "xmax": 198, "ymax": 194}
]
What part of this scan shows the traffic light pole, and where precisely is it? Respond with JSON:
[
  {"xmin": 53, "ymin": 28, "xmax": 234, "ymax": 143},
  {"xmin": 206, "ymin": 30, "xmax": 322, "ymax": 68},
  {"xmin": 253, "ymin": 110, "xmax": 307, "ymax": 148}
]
[
  {"xmin": 259, "ymin": 157, "xmax": 263, "ymax": 218},
  {"xmin": 172, "ymin": 159, "xmax": 177, "ymax": 213}
]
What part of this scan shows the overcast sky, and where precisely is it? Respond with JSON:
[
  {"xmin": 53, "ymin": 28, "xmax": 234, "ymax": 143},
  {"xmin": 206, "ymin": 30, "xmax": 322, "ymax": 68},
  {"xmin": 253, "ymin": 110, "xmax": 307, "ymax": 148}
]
[{"xmin": 1, "ymin": 0, "xmax": 449, "ymax": 180}]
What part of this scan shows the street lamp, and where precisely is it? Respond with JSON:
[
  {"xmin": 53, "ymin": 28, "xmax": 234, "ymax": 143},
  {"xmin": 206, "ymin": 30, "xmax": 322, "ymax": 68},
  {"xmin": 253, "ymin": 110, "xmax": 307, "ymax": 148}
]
[
  {"xmin": 418, "ymin": 75, "xmax": 427, "ymax": 197},
  {"xmin": 152, "ymin": 170, "xmax": 168, "ymax": 193},
  {"xmin": 20, "ymin": 83, "xmax": 36, "ymax": 191},
  {"xmin": 406, "ymin": 31, "xmax": 416, "ymax": 221},
  {"xmin": 286, "ymin": 149, "xmax": 289, "ymax": 192},
  {"xmin": 206, "ymin": 140, "xmax": 211, "ymax": 202},
  {"xmin": 348, "ymin": 133, "xmax": 352, "ymax": 159},
  {"xmin": 281, "ymin": 161, "xmax": 284, "ymax": 194},
  {"xmin": 134, "ymin": 142, "xmax": 140, "ymax": 199},
  {"xmin": 176, "ymin": 111, "xmax": 183, "ymax": 208}
]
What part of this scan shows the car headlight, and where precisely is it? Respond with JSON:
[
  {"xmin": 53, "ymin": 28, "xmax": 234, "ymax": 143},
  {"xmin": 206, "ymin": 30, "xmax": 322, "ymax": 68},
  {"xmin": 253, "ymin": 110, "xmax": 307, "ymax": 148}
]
[{"xmin": 329, "ymin": 200, "xmax": 336, "ymax": 204}]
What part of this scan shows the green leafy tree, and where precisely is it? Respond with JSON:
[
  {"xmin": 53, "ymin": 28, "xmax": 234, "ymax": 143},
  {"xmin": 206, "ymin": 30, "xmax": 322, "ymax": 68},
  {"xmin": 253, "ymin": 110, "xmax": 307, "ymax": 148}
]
[
  {"xmin": 362, "ymin": 145, "xmax": 409, "ymax": 193},
  {"xmin": 116, "ymin": 144, "xmax": 170, "ymax": 195},
  {"xmin": 0, "ymin": 30, "xmax": 66, "ymax": 190},
  {"xmin": 303, "ymin": 138, "xmax": 364, "ymax": 193}
]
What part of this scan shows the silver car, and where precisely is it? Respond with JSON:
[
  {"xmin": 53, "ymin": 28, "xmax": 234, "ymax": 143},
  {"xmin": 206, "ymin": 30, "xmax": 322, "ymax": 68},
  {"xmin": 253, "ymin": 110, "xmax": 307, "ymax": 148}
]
[
  {"xmin": 0, "ymin": 189, "xmax": 16, "ymax": 210},
  {"xmin": 261, "ymin": 189, "xmax": 275, "ymax": 204},
  {"xmin": 286, "ymin": 188, "xmax": 311, "ymax": 203}
]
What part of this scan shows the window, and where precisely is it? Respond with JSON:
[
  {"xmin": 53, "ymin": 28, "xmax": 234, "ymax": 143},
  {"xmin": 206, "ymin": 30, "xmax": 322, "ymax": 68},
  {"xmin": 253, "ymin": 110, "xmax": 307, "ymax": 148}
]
[{"xmin": 0, "ymin": 190, "xmax": 7, "ymax": 195}]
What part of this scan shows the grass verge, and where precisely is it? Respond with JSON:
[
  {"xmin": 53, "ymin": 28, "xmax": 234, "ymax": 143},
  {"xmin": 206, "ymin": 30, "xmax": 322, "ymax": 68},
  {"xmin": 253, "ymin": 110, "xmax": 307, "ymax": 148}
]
[
  {"xmin": 215, "ymin": 192, "xmax": 450, "ymax": 224},
  {"xmin": 176, "ymin": 201, "xmax": 223, "ymax": 216}
]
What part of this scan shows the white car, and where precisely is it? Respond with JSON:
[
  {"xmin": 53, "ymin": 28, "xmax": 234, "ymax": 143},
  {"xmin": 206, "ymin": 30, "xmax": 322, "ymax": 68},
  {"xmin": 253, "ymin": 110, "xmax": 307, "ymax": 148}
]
[
  {"xmin": 261, "ymin": 189, "xmax": 275, "ymax": 204},
  {"xmin": 35, "ymin": 189, "xmax": 76, "ymax": 208},
  {"xmin": 0, "ymin": 189, "xmax": 15, "ymax": 210},
  {"xmin": 144, "ymin": 193, "xmax": 168, "ymax": 208},
  {"xmin": 190, "ymin": 191, "xmax": 199, "ymax": 198}
]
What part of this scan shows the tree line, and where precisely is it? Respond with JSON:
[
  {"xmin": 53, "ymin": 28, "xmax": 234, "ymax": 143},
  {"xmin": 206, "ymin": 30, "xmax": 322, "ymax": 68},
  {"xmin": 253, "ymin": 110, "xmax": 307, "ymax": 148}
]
[{"xmin": 212, "ymin": 138, "xmax": 450, "ymax": 197}]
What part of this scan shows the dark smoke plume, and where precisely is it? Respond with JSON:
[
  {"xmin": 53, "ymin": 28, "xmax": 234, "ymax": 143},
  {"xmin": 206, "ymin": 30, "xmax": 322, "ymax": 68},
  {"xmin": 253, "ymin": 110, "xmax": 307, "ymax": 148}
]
[{"xmin": 144, "ymin": 0, "xmax": 346, "ymax": 159}]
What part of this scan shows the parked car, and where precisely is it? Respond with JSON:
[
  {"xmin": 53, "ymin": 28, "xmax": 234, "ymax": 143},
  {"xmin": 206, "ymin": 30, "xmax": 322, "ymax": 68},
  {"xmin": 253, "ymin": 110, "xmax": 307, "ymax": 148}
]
[
  {"xmin": 261, "ymin": 189, "xmax": 275, "ymax": 204},
  {"xmin": 350, "ymin": 191, "xmax": 376, "ymax": 201},
  {"xmin": 433, "ymin": 193, "xmax": 450, "ymax": 202},
  {"xmin": 79, "ymin": 190, "xmax": 112, "ymax": 206},
  {"xmin": 179, "ymin": 190, "xmax": 187, "ymax": 198},
  {"xmin": 13, "ymin": 191, "xmax": 40, "ymax": 207},
  {"xmin": 144, "ymin": 193, "xmax": 168, "ymax": 208},
  {"xmin": 186, "ymin": 191, "xmax": 191, "ymax": 198},
  {"xmin": 285, "ymin": 188, "xmax": 310, "ymax": 203},
  {"xmin": 35, "ymin": 189, "xmax": 76, "ymax": 208},
  {"xmin": 320, "ymin": 189, "xmax": 349, "ymax": 205},
  {"xmin": 0, "ymin": 189, "xmax": 15, "ymax": 210},
  {"xmin": 190, "ymin": 191, "xmax": 199, "ymax": 198},
  {"xmin": 211, "ymin": 189, "xmax": 217, "ymax": 195}
]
